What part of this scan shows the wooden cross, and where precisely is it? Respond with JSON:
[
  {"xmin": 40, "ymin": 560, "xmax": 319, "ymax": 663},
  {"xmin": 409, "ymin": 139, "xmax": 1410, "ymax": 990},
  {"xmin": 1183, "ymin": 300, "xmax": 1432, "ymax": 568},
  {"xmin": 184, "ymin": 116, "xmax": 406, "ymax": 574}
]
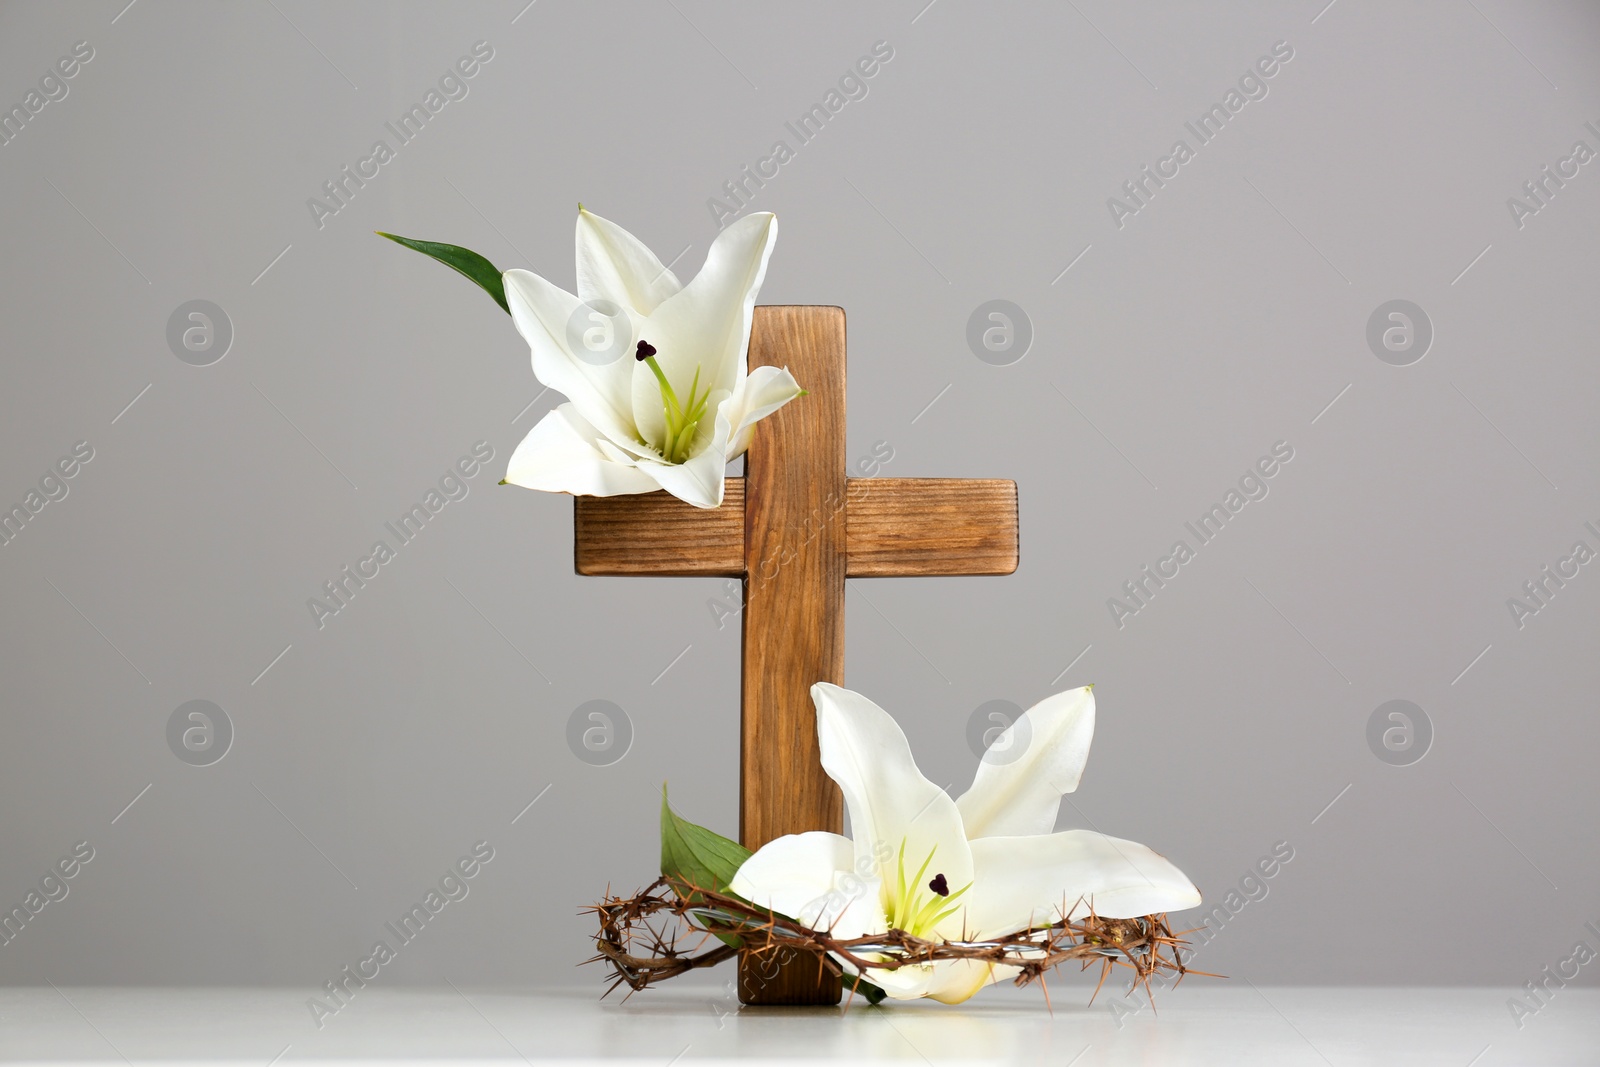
[{"xmin": 573, "ymin": 306, "xmax": 1018, "ymax": 1005}]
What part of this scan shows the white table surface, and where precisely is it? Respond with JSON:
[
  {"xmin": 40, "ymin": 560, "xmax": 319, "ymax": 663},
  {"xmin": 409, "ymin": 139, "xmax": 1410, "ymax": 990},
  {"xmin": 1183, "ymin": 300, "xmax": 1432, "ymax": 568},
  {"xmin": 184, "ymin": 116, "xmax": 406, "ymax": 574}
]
[{"xmin": 0, "ymin": 985, "xmax": 1593, "ymax": 1065}]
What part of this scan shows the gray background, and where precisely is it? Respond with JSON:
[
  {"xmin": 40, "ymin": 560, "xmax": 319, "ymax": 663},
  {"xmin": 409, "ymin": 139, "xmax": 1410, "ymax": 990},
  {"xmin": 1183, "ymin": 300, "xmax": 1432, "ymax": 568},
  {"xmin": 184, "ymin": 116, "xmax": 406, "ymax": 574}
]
[{"xmin": 2, "ymin": 0, "xmax": 1596, "ymax": 1008}]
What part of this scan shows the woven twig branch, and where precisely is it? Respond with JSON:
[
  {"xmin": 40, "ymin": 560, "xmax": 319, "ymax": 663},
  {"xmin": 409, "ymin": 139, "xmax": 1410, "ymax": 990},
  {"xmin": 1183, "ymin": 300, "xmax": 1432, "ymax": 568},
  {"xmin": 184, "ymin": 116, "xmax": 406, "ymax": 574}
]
[{"xmin": 586, "ymin": 876, "xmax": 1208, "ymax": 1004}]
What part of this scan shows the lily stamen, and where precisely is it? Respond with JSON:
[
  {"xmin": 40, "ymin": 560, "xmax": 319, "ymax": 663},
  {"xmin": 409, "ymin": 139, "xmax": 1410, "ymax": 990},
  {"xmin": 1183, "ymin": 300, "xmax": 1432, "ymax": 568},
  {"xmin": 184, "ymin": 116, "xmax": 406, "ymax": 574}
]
[
  {"xmin": 636, "ymin": 339, "xmax": 712, "ymax": 465},
  {"xmin": 888, "ymin": 840, "xmax": 969, "ymax": 939}
]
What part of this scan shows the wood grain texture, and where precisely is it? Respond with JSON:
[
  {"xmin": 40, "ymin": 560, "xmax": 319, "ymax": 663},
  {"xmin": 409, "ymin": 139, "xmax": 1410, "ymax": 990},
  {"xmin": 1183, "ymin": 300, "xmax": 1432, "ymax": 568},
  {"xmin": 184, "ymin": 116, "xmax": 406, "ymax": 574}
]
[
  {"xmin": 845, "ymin": 478, "xmax": 1018, "ymax": 577},
  {"xmin": 566, "ymin": 307, "xmax": 1024, "ymax": 1005},
  {"xmin": 574, "ymin": 482, "xmax": 744, "ymax": 576},
  {"xmin": 738, "ymin": 306, "xmax": 846, "ymax": 1006},
  {"xmin": 575, "ymin": 477, "xmax": 1018, "ymax": 578}
]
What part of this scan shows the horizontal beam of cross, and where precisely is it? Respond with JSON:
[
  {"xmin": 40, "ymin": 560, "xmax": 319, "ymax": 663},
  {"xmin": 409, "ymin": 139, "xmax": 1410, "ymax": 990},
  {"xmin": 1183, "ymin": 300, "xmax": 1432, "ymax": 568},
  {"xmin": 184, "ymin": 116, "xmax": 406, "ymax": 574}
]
[{"xmin": 574, "ymin": 478, "xmax": 1018, "ymax": 578}]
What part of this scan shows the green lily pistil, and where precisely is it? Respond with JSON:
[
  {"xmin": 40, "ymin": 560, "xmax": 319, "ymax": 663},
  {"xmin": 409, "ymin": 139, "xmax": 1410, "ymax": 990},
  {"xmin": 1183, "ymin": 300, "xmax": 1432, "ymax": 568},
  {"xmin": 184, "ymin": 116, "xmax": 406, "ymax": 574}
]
[
  {"xmin": 636, "ymin": 340, "xmax": 712, "ymax": 465},
  {"xmin": 886, "ymin": 840, "xmax": 970, "ymax": 940}
]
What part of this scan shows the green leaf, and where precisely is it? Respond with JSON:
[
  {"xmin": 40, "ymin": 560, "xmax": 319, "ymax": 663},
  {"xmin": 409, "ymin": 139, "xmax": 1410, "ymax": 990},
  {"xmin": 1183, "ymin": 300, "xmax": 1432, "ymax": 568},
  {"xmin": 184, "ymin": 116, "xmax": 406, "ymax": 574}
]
[
  {"xmin": 660, "ymin": 785, "xmax": 750, "ymax": 896},
  {"xmin": 375, "ymin": 232, "xmax": 510, "ymax": 315},
  {"xmin": 660, "ymin": 786, "xmax": 753, "ymax": 951}
]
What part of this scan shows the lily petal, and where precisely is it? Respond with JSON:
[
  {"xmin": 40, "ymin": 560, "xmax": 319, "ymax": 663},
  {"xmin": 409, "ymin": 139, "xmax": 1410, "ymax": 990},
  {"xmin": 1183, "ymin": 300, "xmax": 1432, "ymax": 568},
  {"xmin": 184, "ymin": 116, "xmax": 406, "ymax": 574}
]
[
  {"xmin": 574, "ymin": 206, "xmax": 682, "ymax": 315},
  {"xmin": 503, "ymin": 268, "xmax": 640, "ymax": 448},
  {"xmin": 962, "ymin": 830, "xmax": 1200, "ymax": 936},
  {"xmin": 811, "ymin": 683, "xmax": 974, "ymax": 936},
  {"xmin": 956, "ymin": 686, "xmax": 1096, "ymax": 839},
  {"xmin": 844, "ymin": 959, "xmax": 1018, "ymax": 1004},
  {"xmin": 729, "ymin": 831, "xmax": 853, "ymax": 927},
  {"xmin": 502, "ymin": 404, "xmax": 658, "ymax": 497},
  {"xmin": 860, "ymin": 962, "xmax": 943, "ymax": 1002},
  {"xmin": 925, "ymin": 960, "xmax": 1022, "ymax": 1004},
  {"xmin": 645, "ymin": 213, "xmax": 776, "ymax": 400},
  {"xmin": 818, "ymin": 875, "xmax": 891, "ymax": 941},
  {"xmin": 725, "ymin": 365, "xmax": 805, "ymax": 459}
]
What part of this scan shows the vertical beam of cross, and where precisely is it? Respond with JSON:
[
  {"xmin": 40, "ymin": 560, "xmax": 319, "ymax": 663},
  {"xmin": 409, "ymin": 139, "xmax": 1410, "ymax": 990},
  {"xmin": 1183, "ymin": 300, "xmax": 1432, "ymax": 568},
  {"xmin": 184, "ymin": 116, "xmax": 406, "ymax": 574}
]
[
  {"xmin": 573, "ymin": 306, "xmax": 1019, "ymax": 1005},
  {"xmin": 736, "ymin": 306, "xmax": 847, "ymax": 1003}
]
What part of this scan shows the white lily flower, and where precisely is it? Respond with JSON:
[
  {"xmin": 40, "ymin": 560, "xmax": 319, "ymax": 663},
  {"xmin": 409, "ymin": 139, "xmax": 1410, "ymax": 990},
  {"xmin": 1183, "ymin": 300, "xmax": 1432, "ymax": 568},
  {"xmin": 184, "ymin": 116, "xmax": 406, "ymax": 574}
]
[
  {"xmin": 500, "ymin": 207, "xmax": 803, "ymax": 509},
  {"xmin": 730, "ymin": 683, "xmax": 1200, "ymax": 1004}
]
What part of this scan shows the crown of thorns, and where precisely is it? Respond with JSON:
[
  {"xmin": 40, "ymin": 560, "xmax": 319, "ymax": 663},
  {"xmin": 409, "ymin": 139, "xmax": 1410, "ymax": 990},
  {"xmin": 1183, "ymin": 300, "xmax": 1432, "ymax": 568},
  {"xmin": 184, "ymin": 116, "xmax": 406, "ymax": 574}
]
[{"xmin": 587, "ymin": 875, "xmax": 1214, "ymax": 1007}]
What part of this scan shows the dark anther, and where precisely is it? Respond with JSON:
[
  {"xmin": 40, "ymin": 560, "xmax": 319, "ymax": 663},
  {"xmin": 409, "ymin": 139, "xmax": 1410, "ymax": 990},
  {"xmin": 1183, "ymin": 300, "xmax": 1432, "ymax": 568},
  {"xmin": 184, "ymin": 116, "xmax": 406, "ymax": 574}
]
[
  {"xmin": 635, "ymin": 340, "xmax": 657, "ymax": 361},
  {"xmin": 928, "ymin": 873, "xmax": 949, "ymax": 897}
]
